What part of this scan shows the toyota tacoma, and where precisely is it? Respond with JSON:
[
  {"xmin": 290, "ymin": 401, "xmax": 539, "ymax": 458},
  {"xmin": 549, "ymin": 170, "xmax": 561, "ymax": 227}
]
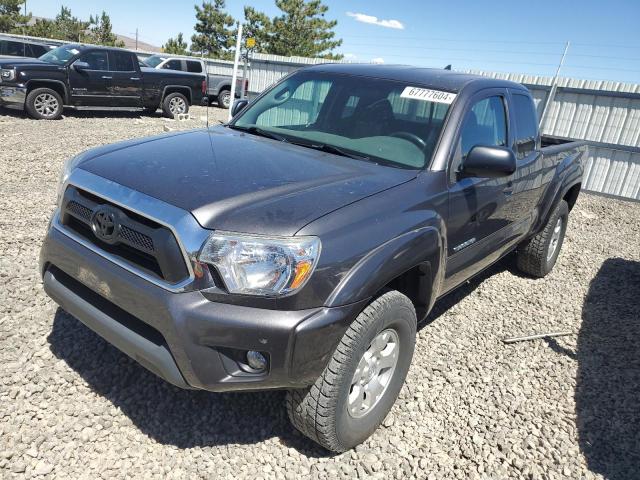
[{"xmin": 40, "ymin": 64, "xmax": 586, "ymax": 452}]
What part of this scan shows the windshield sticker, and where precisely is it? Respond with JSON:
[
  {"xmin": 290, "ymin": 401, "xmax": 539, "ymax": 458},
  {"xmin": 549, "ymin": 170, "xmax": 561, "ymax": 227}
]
[{"xmin": 400, "ymin": 87, "xmax": 456, "ymax": 104}]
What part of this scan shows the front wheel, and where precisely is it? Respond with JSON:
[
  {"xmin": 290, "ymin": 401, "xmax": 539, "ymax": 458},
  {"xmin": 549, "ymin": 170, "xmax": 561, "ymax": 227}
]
[
  {"xmin": 162, "ymin": 92, "xmax": 189, "ymax": 119},
  {"xmin": 287, "ymin": 290, "xmax": 416, "ymax": 452},
  {"xmin": 25, "ymin": 88, "xmax": 63, "ymax": 120},
  {"xmin": 516, "ymin": 199, "xmax": 569, "ymax": 277}
]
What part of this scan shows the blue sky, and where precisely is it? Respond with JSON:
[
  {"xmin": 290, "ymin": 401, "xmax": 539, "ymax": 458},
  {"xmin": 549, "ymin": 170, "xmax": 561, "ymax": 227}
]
[{"xmin": 25, "ymin": 0, "xmax": 640, "ymax": 83}]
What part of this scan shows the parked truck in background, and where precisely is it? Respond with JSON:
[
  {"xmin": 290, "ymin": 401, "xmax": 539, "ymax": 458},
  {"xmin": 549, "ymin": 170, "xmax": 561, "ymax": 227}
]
[
  {"xmin": 0, "ymin": 36, "xmax": 55, "ymax": 58},
  {"xmin": 142, "ymin": 53, "xmax": 246, "ymax": 108},
  {"xmin": 0, "ymin": 44, "xmax": 206, "ymax": 119},
  {"xmin": 40, "ymin": 64, "xmax": 586, "ymax": 452}
]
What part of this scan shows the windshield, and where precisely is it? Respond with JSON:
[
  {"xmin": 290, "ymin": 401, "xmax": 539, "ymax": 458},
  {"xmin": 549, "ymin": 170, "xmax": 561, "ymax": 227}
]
[
  {"xmin": 232, "ymin": 71, "xmax": 454, "ymax": 169},
  {"xmin": 143, "ymin": 55, "xmax": 166, "ymax": 68},
  {"xmin": 38, "ymin": 45, "xmax": 80, "ymax": 65}
]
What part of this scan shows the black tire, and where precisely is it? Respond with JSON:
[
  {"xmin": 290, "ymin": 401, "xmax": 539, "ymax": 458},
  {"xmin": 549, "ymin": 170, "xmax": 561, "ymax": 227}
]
[
  {"xmin": 287, "ymin": 290, "xmax": 416, "ymax": 452},
  {"xmin": 25, "ymin": 87, "xmax": 63, "ymax": 120},
  {"xmin": 162, "ymin": 92, "xmax": 189, "ymax": 119},
  {"xmin": 217, "ymin": 89, "xmax": 231, "ymax": 109},
  {"xmin": 516, "ymin": 199, "xmax": 569, "ymax": 277}
]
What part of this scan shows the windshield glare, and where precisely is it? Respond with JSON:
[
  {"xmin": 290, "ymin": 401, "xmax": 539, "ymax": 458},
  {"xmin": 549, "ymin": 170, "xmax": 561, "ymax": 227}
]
[
  {"xmin": 233, "ymin": 72, "xmax": 452, "ymax": 169},
  {"xmin": 143, "ymin": 55, "xmax": 166, "ymax": 68},
  {"xmin": 39, "ymin": 45, "xmax": 79, "ymax": 65}
]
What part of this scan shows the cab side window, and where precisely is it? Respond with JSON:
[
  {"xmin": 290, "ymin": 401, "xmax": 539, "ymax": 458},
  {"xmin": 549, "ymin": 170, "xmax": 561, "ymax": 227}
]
[
  {"xmin": 512, "ymin": 93, "xmax": 538, "ymax": 159},
  {"xmin": 109, "ymin": 51, "xmax": 135, "ymax": 72},
  {"xmin": 162, "ymin": 59, "xmax": 183, "ymax": 71},
  {"xmin": 81, "ymin": 51, "xmax": 109, "ymax": 71},
  {"xmin": 452, "ymin": 96, "xmax": 507, "ymax": 173}
]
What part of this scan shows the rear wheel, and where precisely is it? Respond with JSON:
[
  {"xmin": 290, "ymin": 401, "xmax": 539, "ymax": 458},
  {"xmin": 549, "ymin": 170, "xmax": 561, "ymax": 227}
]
[
  {"xmin": 25, "ymin": 88, "xmax": 63, "ymax": 120},
  {"xmin": 516, "ymin": 199, "xmax": 569, "ymax": 277},
  {"xmin": 286, "ymin": 290, "xmax": 416, "ymax": 452},
  {"xmin": 217, "ymin": 89, "xmax": 231, "ymax": 109},
  {"xmin": 162, "ymin": 92, "xmax": 189, "ymax": 119}
]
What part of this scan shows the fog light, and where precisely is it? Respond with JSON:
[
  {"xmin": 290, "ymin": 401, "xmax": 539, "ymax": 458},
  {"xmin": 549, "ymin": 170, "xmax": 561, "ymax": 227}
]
[{"xmin": 246, "ymin": 351, "xmax": 268, "ymax": 371}]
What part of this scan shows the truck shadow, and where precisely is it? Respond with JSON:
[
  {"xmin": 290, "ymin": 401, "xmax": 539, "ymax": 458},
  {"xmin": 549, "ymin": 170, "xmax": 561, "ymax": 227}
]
[
  {"xmin": 575, "ymin": 257, "xmax": 640, "ymax": 479},
  {"xmin": 47, "ymin": 309, "xmax": 332, "ymax": 457}
]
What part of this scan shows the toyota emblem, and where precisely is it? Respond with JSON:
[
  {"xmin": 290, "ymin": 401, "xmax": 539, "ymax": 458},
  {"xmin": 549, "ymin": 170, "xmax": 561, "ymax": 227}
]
[{"xmin": 91, "ymin": 205, "xmax": 120, "ymax": 243}]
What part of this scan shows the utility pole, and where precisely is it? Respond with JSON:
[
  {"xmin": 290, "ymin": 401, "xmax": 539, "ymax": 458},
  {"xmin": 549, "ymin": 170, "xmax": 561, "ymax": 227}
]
[
  {"xmin": 21, "ymin": 0, "xmax": 28, "ymax": 56},
  {"xmin": 135, "ymin": 28, "xmax": 139, "ymax": 51},
  {"xmin": 539, "ymin": 41, "xmax": 570, "ymax": 131},
  {"xmin": 228, "ymin": 22, "xmax": 243, "ymax": 121}
]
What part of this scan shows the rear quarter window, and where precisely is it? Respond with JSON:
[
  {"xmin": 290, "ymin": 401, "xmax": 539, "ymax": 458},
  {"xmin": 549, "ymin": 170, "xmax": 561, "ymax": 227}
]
[
  {"xmin": 187, "ymin": 61, "xmax": 202, "ymax": 73},
  {"xmin": 512, "ymin": 93, "xmax": 539, "ymax": 158}
]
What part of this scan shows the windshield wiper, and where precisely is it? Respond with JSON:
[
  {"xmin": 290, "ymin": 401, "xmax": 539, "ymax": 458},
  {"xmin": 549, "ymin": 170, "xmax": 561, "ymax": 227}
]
[
  {"xmin": 227, "ymin": 125, "xmax": 288, "ymax": 142},
  {"xmin": 291, "ymin": 142, "xmax": 371, "ymax": 161}
]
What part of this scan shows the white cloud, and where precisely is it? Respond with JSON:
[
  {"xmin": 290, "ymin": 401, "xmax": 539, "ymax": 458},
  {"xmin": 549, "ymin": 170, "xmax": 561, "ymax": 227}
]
[
  {"xmin": 371, "ymin": 57, "xmax": 385, "ymax": 64},
  {"xmin": 346, "ymin": 12, "xmax": 404, "ymax": 30}
]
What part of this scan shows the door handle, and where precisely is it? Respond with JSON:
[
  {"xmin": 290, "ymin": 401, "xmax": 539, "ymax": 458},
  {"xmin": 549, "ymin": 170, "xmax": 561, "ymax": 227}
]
[
  {"xmin": 130, "ymin": 77, "xmax": 140, "ymax": 81},
  {"xmin": 101, "ymin": 75, "xmax": 112, "ymax": 79}
]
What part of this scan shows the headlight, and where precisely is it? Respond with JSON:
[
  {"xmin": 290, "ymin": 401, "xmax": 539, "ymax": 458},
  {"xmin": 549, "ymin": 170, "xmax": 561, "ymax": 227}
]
[
  {"xmin": 0, "ymin": 68, "xmax": 16, "ymax": 82},
  {"xmin": 57, "ymin": 154, "xmax": 83, "ymax": 204},
  {"xmin": 199, "ymin": 232, "xmax": 321, "ymax": 296}
]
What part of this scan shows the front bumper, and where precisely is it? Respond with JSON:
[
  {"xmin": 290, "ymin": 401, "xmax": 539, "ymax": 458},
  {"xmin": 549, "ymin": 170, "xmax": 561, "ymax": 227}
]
[
  {"xmin": 0, "ymin": 84, "xmax": 26, "ymax": 110},
  {"xmin": 40, "ymin": 223, "xmax": 366, "ymax": 392}
]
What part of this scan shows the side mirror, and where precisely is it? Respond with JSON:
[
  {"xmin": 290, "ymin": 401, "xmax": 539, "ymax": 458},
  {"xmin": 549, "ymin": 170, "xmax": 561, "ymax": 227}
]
[
  {"xmin": 73, "ymin": 61, "xmax": 90, "ymax": 71},
  {"xmin": 231, "ymin": 98, "xmax": 249, "ymax": 118},
  {"xmin": 460, "ymin": 145, "xmax": 516, "ymax": 178}
]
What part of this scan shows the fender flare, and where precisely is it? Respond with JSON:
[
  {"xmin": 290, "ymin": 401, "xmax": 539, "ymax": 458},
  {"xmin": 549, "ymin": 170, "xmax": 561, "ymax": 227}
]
[
  {"xmin": 161, "ymin": 85, "xmax": 192, "ymax": 104},
  {"xmin": 25, "ymin": 79, "xmax": 69, "ymax": 103},
  {"xmin": 533, "ymin": 148, "xmax": 585, "ymax": 233},
  {"xmin": 326, "ymin": 226, "xmax": 444, "ymax": 312}
]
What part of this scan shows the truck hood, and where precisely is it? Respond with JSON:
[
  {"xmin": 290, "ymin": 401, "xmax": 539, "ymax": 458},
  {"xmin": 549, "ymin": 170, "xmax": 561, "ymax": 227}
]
[
  {"xmin": 78, "ymin": 126, "xmax": 418, "ymax": 235},
  {"xmin": 0, "ymin": 57, "xmax": 60, "ymax": 70}
]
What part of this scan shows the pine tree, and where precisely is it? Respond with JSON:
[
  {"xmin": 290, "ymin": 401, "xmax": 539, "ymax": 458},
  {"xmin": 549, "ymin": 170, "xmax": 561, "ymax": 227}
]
[
  {"xmin": 190, "ymin": 0, "xmax": 235, "ymax": 59},
  {"xmin": 24, "ymin": 6, "xmax": 88, "ymax": 42},
  {"xmin": 243, "ymin": 6, "xmax": 272, "ymax": 54},
  {"xmin": 84, "ymin": 11, "xmax": 124, "ymax": 47},
  {"xmin": 269, "ymin": 0, "xmax": 342, "ymax": 59},
  {"xmin": 163, "ymin": 33, "xmax": 189, "ymax": 55},
  {"xmin": 0, "ymin": 0, "xmax": 30, "ymax": 33}
]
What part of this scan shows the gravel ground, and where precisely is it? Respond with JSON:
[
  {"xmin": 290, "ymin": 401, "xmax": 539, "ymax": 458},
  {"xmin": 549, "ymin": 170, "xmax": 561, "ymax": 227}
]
[{"xmin": 1, "ymin": 105, "xmax": 639, "ymax": 479}]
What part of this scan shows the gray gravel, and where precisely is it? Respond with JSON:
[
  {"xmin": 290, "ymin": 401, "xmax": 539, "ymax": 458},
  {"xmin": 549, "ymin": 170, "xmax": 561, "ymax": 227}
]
[{"xmin": 1, "ymin": 106, "xmax": 639, "ymax": 479}]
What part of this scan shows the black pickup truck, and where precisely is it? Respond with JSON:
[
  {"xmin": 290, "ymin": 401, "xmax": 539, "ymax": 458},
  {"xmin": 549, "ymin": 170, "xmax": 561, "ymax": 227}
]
[
  {"xmin": 39, "ymin": 64, "xmax": 586, "ymax": 452},
  {"xmin": 0, "ymin": 44, "xmax": 206, "ymax": 119}
]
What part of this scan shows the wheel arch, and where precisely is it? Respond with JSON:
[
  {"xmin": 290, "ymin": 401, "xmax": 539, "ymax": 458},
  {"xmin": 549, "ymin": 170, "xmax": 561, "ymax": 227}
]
[
  {"xmin": 162, "ymin": 85, "xmax": 192, "ymax": 105},
  {"xmin": 25, "ymin": 79, "xmax": 68, "ymax": 103},
  {"xmin": 326, "ymin": 226, "xmax": 445, "ymax": 321}
]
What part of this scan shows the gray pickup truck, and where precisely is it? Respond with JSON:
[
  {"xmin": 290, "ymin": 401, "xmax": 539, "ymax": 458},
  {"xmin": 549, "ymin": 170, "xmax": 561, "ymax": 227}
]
[
  {"xmin": 142, "ymin": 54, "xmax": 246, "ymax": 108},
  {"xmin": 40, "ymin": 64, "xmax": 586, "ymax": 452}
]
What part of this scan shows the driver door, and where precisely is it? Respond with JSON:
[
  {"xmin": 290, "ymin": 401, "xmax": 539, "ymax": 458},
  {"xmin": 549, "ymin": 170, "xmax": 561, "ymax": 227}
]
[
  {"xmin": 443, "ymin": 89, "xmax": 518, "ymax": 292},
  {"xmin": 68, "ymin": 50, "xmax": 112, "ymax": 106}
]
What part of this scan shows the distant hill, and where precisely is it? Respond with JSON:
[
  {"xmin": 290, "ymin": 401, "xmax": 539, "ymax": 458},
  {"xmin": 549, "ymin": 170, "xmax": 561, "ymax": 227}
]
[{"xmin": 116, "ymin": 34, "xmax": 161, "ymax": 53}]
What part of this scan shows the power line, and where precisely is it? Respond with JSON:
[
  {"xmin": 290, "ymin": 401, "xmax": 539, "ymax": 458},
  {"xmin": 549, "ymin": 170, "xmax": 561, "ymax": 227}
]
[{"xmin": 340, "ymin": 34, "xmax": 565, "ymax": 45}]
